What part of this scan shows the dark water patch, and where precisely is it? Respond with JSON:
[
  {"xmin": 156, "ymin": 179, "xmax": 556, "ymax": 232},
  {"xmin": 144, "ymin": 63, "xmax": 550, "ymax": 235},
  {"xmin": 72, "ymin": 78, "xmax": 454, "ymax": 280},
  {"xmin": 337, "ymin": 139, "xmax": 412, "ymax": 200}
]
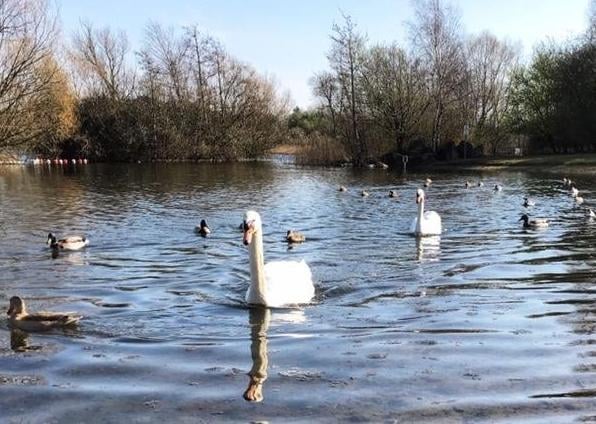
[{"xmin": 531, "ymin": 389, "xmax": 596, "ymax": 399}]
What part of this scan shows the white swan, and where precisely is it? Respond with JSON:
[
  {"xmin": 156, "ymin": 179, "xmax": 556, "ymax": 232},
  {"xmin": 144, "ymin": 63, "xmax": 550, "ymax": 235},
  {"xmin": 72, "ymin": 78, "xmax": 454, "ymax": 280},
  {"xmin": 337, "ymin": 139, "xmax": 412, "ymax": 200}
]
[
  {"xmin": 242, "ymin": 211, "xmax": 314, "ymax": 307},
  {"xmin": 410, "ymin": 189, "xmax": 442, "ymax": 236}
]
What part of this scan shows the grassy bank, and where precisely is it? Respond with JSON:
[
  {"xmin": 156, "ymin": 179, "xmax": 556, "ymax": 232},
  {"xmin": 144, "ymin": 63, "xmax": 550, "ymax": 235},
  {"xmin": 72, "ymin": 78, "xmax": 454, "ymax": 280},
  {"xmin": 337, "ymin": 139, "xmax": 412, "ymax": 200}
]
[{"xmin": 429, "ymin": 154, "xmax": 596, "ymax": 175}]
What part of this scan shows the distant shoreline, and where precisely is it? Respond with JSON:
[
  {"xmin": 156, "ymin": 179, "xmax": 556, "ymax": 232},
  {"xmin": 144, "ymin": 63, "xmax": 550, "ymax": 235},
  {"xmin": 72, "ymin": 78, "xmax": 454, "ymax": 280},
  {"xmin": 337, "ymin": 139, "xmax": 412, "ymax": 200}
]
[{"xmin": 427, "ymin": 153, "xmax": 596, "ymax": 175}]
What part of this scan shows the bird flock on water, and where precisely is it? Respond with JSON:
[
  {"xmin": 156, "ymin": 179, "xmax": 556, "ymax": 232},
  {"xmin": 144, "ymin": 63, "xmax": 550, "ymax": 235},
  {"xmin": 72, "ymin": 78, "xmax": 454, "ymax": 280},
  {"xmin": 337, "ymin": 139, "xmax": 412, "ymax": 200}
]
[{"xmin": 6, "ymin": 174, "xmax": 595, "ymax": 332}]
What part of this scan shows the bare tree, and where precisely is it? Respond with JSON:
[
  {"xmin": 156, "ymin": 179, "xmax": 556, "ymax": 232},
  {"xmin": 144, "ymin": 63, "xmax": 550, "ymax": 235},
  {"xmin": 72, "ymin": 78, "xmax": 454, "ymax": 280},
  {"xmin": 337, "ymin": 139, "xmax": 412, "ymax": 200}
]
[
  {"xmin": 410, "ymin": 0, "xmax": 466, "ymax": 152},
  {"xmin": 0, "ymin": 0, "xmax": 57, "ymax": 149},
  {"xmin": 466, "ymin": 32, "xmax": 518, "ymax": 154},
  {"xmin": 328, "ymin": 14, "xmax": 367, "ymax": 165},
  {"xmin": 361, "ymin": 44, "xmax": 430, "ymax": 153},
  {"xmin": 310, "ymin": 71, "xmax": 338, "ymax": 137},
  {"xmin": 141, "ymin": 22, "xmax": 189, "ymax": 102},
  {"xmin": 71, "ymin": 21, "xmax": 134, "ymax": 99}
]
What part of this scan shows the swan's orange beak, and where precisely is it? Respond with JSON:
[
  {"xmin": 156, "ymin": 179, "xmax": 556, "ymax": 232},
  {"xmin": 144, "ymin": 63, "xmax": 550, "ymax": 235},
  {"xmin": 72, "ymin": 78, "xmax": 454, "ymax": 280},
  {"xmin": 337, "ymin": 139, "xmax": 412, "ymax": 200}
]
[
  {"xmin": 416, "ymin": 193, "xmax": 422, "ymax": 204},
  {"xmin": 243, "ymin": 221, "xmax": 255, "ymax": 246}
]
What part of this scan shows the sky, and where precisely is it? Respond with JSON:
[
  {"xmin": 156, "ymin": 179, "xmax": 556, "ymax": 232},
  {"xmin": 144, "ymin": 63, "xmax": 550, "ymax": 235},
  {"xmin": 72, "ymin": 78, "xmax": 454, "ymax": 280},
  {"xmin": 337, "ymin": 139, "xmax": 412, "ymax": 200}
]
[{"xmin": 58, "ymin": 0, "xmax": 592, "ymax": 108}]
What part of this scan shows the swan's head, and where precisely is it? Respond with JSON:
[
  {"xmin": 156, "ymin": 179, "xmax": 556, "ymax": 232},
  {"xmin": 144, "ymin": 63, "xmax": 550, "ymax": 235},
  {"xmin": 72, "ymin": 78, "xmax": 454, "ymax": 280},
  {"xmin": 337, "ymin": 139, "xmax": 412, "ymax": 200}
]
[
  {"xmin": 243, "ymin": 210, "xmax": 262, "ymax": 245},
  {"xmin": 416, "ymin": 188, "xmax": 425, "ymax": 204},
  {"xmin": 7, "ymin": 296, "xmax": 25, "ymax": 316}
]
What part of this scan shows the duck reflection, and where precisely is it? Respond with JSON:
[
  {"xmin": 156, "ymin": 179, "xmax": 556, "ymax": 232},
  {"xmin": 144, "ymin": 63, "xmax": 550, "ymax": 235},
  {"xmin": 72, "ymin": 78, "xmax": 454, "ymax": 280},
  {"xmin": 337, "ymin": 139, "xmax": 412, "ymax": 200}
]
[
  {"xmin": 416, "ymin": 236, "xmax": 441, "ymax": 261},
  {"xmin": 10, "ymin": 329, "xmax": 42, "ymax": 352},
  {"xmin": 243, "ymin": 306, "xmax": 270, "ymax": 402}
]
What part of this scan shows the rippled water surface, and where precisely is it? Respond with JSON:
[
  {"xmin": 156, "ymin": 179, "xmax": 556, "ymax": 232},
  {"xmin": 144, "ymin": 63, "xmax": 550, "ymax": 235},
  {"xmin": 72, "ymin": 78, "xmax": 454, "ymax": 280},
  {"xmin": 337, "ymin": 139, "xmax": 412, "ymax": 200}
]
[{"xmin": 0, "ymin": 162, "xmax": 595, "ymax": 423}]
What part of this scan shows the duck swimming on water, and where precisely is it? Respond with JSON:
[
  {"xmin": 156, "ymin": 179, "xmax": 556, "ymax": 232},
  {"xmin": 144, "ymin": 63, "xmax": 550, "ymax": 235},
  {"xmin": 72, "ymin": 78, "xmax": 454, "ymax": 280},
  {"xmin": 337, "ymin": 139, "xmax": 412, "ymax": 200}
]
[
  {"xmin": 6, "ymin": 296, "xmax": 81, "ymax": 332},
  {"xmin": 195, "ymin": 219, "xmax": 211, "ymax": 236},
  {"xmin": 519, "ymin": 214, "xmax": 548, "ymax": 229},
  {"xmin": 286, "ymin": 230, "xmax": 306, "ymax": 243},
  {"xmin": 47, "ymin": 233, "xmax": 89, "ymax": 251}
]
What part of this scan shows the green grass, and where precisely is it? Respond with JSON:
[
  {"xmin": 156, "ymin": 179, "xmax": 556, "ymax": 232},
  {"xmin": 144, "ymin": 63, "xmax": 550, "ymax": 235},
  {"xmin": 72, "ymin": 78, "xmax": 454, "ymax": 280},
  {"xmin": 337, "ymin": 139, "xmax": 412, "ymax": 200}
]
[{"xmin": 433, "ymin": 153, "xmax": 596, "ymax": 175}]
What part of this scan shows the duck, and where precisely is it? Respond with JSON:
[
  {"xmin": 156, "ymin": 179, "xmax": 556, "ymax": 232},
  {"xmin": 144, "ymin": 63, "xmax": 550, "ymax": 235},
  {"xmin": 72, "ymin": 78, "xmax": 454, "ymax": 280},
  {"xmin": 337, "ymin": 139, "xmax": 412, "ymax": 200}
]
[
  {"xmin": 477, "ymin": 181, "xmax": 484, "ymax": 187},
  {"xmin": 410, "ymin": 188, "xmax": 442, "ymax": 236},
  {"xmin": 286, "ymin": 230, "xmax": 305, "ymax": 243},
  {"xmin": 242, "ymin": 211, "xmax": 314, "ymax": 307},
  {"xmin": 47, "ymin": 233, "xmax": 89, "ymax": 251},
  {"xmin": 563, "ymin": 177, "xmax": 569, "ymax": 185},
  {"xmin": 465, "ymin": 181, "xmax": 472, "ymax": 189},
  {"xmin": 389, "ymin": 190, "xmax": 398, "ymax": 198},
  {"xmin": 523, "ymin": 197, "xmax": 535, "ymax": 207},
  {"xmin": 338, "ymin": 186, "xmax": 347, "ymax": 192},
  {"xmin": 575, "ymin": 195, "xmax": 584, "ymax": 205},
  {"xmin": 195, "ymin": 219, "xmax": 211, "ymax": 236},
  {"xmin": 494, "ymin": 184, "xmax": 503, "ymax": 192},
  {"xmin": 6, "ymin": 296, "xmax": 81, "ymax": 332},
  {"xmin": 423, "ymin": 178, "xmax": 432, "ymax": 188},
  {"xmin": 570, "ymin": 185, "xmax": 579, "ymax": 197},
  {"xmin": 519, "ymin": 214, "xmax": 549, "ymax": 229},
  {"xmin": 361, "ymin": 190, "xmax": 369, "ymax": 197},
  {"xmin": 588, "ymin": 209, "xmax": 596, "ymax": 219}
]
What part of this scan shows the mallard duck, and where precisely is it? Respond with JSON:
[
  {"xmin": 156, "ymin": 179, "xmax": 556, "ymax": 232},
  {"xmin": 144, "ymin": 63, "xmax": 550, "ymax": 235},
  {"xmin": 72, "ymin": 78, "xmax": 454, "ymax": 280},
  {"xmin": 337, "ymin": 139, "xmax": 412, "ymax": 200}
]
[
  {"xmin": 523, "ymin": 197, "xmax": 535, "ymax": 207},
  {"xmin": 423, "ymin": 178, "xmax": 432, "ymax": 188},
  {"xmin": 195, "ymin": 219, "xmax": 211, "ymax": 236},
  {"xmin": 6, "ymin": 296, "xmax": 81, "ymax": 332},
  {"xmin": 361, "ymin": 190, "xmax": 369, "ymax": 197},
  {"xmin": 47, "ymin": 233, "xmax": 89, "ymax": 251},
  {"xmin": 389, "ymin": 190, "xmax": 398, "ymax": 198},
  {"xmin": 286, "ymin": 230, "xmax": 306, "ymax": 243},
  {"xmin": 519, "ymin": 214, "xmax": 548, "ymax": 229},
  {"xmin": 338, "ymin": 186, "xmax": 347, "ymax": 192},
  {"xmin": 494, "ymin": 184, "xmax": 503, "ymax": 192}
]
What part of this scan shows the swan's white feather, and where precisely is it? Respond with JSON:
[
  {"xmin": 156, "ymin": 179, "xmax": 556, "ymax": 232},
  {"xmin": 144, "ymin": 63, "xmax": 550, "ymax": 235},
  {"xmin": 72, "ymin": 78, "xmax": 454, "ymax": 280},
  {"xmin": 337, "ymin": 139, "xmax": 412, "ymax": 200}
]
[
  {"xmin": 253, "ymin": 260, "xmax": 314, "ymax": 307},
  {"xmin": 410, "ymin": 211, "xmax": 442, "ymax": 236},
  {"xmin": 243, "ymin": 211, "xmax": 315, "ymax": 308}
]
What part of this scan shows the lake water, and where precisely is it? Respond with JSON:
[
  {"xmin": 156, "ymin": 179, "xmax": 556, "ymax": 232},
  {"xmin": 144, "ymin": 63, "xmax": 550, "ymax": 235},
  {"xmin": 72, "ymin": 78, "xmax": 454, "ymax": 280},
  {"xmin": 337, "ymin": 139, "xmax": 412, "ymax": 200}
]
[{"xmin": 0, "ymin": 161, "xmax": 595, "ymax": 423}]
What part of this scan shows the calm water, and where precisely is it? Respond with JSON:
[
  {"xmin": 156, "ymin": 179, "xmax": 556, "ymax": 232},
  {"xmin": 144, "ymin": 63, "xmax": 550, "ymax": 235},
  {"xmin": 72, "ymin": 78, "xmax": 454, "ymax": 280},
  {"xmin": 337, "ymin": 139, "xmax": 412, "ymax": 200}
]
[{"xmin": 0, "ymin": 162, "xmax": 595, "ymax": 423}]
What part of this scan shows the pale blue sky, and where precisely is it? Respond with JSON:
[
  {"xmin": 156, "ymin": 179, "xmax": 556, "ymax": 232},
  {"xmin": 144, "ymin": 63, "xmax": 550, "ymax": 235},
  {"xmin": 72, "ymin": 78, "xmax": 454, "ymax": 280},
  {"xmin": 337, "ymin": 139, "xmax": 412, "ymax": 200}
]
[{"xmin": 58, "ymin": 0, "xmax": 592, "ymax": 107}]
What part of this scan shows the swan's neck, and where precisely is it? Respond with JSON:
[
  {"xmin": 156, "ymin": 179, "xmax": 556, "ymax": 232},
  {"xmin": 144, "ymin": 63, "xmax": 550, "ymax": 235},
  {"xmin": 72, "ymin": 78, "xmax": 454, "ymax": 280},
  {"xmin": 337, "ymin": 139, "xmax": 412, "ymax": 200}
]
[
  {"xmin": 416, "ymin": 199, "xmax": 425, "ymax": 232},
  {"xmin": 248, "ymin": 230, "xmax": 267, "ymax": 305}
]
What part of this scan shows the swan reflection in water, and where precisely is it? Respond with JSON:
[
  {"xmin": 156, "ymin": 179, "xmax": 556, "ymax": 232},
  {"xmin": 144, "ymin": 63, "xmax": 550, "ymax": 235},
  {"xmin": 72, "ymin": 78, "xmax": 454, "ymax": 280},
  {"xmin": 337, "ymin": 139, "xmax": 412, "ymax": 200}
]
[
  {"xmin": 416, "ymin": 236, "xmax": 441, "ymax": 261},
  {"xmin": 243, "ymin": 307, "xmax": 307, "ymax": 402},
  {"xmin": 243, "ymin": 306, "xmax": 270, "ymax": 402}
]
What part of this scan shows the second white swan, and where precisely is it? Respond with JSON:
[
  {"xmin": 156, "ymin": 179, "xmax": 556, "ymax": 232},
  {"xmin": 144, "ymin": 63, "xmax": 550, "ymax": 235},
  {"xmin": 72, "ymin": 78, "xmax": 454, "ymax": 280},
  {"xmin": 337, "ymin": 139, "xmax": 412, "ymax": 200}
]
[{"xmin": 242, "ymin": 211, "xmax": 314, "ymax": 307}]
